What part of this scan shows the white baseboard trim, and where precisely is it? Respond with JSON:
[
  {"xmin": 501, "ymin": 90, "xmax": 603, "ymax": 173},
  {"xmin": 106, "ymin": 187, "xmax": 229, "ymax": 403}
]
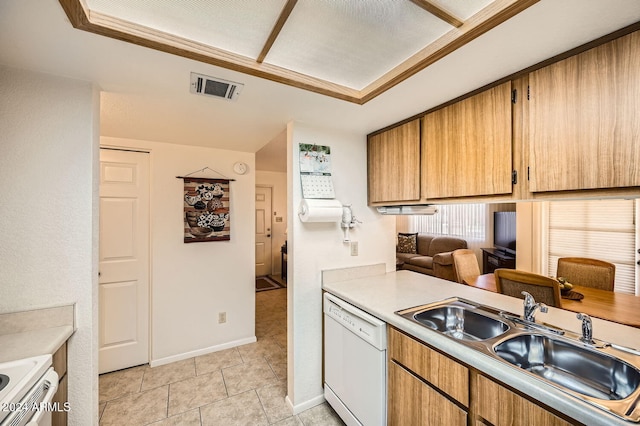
[
  {"xmin": 149, "ymin": 336, "xmax": 257, "ymax": 367},
  {"xmin": 286, "ymin": 393, "xmax": 326, "ymax": 415}
]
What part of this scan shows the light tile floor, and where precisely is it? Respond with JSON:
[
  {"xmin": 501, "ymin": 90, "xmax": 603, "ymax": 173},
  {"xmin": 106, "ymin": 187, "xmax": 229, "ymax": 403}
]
[{"xmin": 98, "ymin": 284, "xmax": 345, "ymax": 425}]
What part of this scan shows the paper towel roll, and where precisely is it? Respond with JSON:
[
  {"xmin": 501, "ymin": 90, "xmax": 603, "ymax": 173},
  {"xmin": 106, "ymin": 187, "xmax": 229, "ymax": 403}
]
[{"xmin": 298, "ymin": 199, "xmax": 343, "ymax": 223}]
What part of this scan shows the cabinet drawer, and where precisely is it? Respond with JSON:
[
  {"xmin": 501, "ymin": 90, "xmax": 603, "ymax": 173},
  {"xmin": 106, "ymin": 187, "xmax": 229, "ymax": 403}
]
[
  {"xmin": 389, "ymin": 361, "xmax": 467, "ymax": 426},
  {"xmin": 475, "ymin": 374, "xmax": 573, "ymax": 426},
  {"xmin": 389, "ymin": 327, "xmax": 469, "ymax": 407}
]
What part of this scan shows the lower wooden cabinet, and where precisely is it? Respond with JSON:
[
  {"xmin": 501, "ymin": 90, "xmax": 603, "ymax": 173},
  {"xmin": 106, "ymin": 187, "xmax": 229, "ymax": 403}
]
[
  {"xmin": 388, "ymin": 361, "xmax": 467, "ymax": 426},
  {"xmin": 52, "ymin": 374, "xmax": 68, "ymax": 426},
  {"xmin": 52, "ymin": 342, "xmax": 68, "ymax": 426},
  {"xmin": 388, "ymin": 327, "xmax": 468, "ymax": 406},
  {"xmin": 388, "ymin": 327, "xmax": 578, "ymax": 426},
  {"xmin": 474, "ymin": 374, "xmax": 573, "ymax": 426},
  {"xmin": 388, "ymin": 327, "xmax": 468, "ymax": 425}
]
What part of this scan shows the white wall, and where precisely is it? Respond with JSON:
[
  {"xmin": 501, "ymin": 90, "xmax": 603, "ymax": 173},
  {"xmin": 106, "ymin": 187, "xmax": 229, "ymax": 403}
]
[
  {"xmin": 101, "ymin": 137, "xmax": 256, "ymax": 364},
  {"xmin": 516, "ymin": 201, "xmax": 548, "ymax": 274},
  {"xmin": 256, "ymin": 171, "xmax": 288, "ymax": 275},
  {"xmin": 286, "ymin": 122, "xmax": 396, "ymax": 412},
  {"xmin": 0, "ymin": 65, "xmax": 99, "ymax": 425}
]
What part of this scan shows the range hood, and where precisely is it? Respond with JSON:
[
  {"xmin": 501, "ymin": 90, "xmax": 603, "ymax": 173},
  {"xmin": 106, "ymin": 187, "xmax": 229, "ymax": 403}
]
[{"xmin": 376, "ymin": 205, "xmax": 438, "ymax": 215}]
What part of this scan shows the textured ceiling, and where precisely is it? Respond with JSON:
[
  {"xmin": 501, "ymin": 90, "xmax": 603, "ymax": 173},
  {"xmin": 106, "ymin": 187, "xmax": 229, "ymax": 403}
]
[
  {"xmin": 3, "ymin": 0, "xmax": 640, "ymax": 159},
  {"xmin": 68, "ymin": 0, "xmax": 537, "ymax": 102}
]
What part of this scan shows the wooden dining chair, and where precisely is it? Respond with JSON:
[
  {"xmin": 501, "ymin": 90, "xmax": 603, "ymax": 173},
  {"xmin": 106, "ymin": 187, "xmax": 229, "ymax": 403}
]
[
  {"xmin": 494, "ymin": 269, "xmax": 563, "ymax": 308},
  {"xmin": 556, "ymin": 257, "xmax": 616, "ymax": 291},
  {"xmin": 452, "ymin": 249, "xmax": 481, "ymax": 285}
]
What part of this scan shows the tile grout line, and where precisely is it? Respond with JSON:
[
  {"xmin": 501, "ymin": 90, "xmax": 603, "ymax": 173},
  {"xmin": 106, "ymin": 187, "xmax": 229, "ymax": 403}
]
[{"xmin": 253, "ymin": 387, "xmax": 273, "ymax": 424}]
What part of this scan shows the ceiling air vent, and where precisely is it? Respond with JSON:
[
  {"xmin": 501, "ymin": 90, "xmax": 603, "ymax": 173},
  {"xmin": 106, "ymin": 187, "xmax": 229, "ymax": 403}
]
[{"xmin": 190, "ymin": 72, "xmax": 243, "ymax": 101}]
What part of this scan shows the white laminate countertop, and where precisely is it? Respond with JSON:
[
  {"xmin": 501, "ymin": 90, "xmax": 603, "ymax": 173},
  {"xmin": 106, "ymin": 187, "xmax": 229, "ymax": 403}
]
[
  {"xmin": 0, "ymin": 304, "xmax": 75, "ymax": 362},
  {"xmin": 322, "ymin": 270, "xmax": 640, "ymax": 426}
]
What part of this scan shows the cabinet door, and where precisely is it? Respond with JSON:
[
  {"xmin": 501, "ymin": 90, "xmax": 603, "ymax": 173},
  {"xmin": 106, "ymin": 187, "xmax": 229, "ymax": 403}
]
[
  {"xmin": 388, "ymin": 362, "xmax": 467, "ymax": 426},
  {"xmin": 389, "ymin": 327, "xmax": 469, "ymax": 407},
  {"xmin": 367, "ymin": 119, "xmax": 421, "ymax": 204},
  {"xmin": 423, "ymin": 82, "xmax": 513, "ymax": 199},
  {"xmin": 475, "ymin": 375, "xmax": 572, "ymax": 426},
  {"xmin": 529, "ymin": 31, "xmax": 640, "ymax": 192}
]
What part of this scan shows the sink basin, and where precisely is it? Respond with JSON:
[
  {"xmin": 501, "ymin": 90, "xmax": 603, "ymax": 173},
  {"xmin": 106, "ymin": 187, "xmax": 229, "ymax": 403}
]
[
  {"xmin": 398, "ymin": 298, "xmax": 510, "ymax": 341},
  {"xmin": 494, "ymin": 334, "xmax": 640, "ymax": 400}
]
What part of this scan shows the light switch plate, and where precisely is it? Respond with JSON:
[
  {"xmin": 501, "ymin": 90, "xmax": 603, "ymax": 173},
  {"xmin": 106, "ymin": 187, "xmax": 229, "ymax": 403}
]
[{"xmin": 350, "ymin": 241, "xmax": 358, "ymax": 256}]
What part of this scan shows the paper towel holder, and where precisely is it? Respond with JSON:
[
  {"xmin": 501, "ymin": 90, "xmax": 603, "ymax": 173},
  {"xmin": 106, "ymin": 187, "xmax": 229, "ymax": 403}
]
[{"xmin": 298, "ymin": 199, "xmax": 343, "ymax": 223}]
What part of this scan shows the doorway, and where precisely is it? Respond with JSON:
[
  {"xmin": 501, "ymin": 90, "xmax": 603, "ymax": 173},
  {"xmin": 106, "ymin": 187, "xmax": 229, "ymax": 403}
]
[
  {"xmin": 98, "ymin": 148, "xmax": 150, "ymax": 374},
  {"xmin": 255, "ymin": 186, "xmax": 273, "ymax": 277}
]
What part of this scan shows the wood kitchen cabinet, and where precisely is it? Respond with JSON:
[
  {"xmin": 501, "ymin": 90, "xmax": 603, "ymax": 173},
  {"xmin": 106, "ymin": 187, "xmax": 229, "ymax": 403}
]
[
  {"xmin": 367, "ymin": 27, "xmax": 640, "ymax": 204},
  {"xmin": 528, "ymin": 30, "xmax": 640, "ymax": 194},
  {"xmin": 474, "ymin": 374, "xmax": 574, "ymax": 426},
  {"xmin": 52, "ymin": 342, "xmax": 68, "ymax": 426},
  {"xmin": 388, "ymin": 326, "xmax": 578, "ymax": 425},
  {"xmin": 388, "ymin": 327, "xmax": 468, "ymax": 425},
  {"xmin": 367, "ymin": 119, "xmax": 421, "ymax": 205},
  {"xmin": 423, "ymin": 81, "xmax": 513, "ymax": 200},
  {"xmin": 388, "ymin": 362, "xmax": 467, "ymax": 426}
]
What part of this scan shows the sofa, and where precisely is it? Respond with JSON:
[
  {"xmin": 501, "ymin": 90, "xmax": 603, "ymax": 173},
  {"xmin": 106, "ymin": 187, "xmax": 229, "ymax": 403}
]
[{"xmin": 396, "ymin": 233, "xmax": 468, "ymax": 281}]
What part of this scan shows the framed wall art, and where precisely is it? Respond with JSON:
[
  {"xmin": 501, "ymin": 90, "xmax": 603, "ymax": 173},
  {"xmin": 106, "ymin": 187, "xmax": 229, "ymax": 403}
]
[{"xmin": 182, "ymin": 177, "xmax": 231, "ymax": 242}]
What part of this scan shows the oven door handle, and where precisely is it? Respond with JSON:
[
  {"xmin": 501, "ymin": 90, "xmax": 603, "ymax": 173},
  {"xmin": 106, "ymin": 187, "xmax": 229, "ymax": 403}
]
[{"xmin": 26, "ymin": 369, "xmax": 59, "ymax": 426}]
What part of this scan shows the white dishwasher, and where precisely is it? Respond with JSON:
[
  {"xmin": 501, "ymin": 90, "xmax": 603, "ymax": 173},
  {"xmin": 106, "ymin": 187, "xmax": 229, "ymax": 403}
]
[{"xmin": 324, "ymin": 293, "xmax": 387, "ymax": 426}]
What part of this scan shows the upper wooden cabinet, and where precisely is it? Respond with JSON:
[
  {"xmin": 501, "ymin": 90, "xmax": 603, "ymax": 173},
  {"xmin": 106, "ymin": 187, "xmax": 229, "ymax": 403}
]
[
  {"xmin": 528, "ymin": 31, "xmax": 640, "ymax": 193},
  {"xmin": 367, "ymin": 27, "xmax": 640, "ymax": 205},
  {"xmin": 367, "ymin": 119, "xmax": 421, "ymax": 204},
  {"xmin": 423, "ymin": 82, "xmax": 513, "ymax": 199}
]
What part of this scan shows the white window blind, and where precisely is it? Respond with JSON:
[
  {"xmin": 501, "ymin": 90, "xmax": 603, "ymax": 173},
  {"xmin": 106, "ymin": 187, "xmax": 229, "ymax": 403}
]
[
  {"xmin": 406, "ymin": 204, "xmax": 487, "ymax": 249},
  {"xmin": 545, "ymin": 199, "xmax": 636, "ymax": 294}
]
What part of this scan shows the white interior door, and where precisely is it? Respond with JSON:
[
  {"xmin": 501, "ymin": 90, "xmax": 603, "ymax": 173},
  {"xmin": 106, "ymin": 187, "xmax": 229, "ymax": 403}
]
[
  {"xmin": 99, "ymin": 149, "xmax": 150, "ymax": 374},
  {"xmin": 255, "ymin": 186, "xmax": 273, "ymax": 277}
]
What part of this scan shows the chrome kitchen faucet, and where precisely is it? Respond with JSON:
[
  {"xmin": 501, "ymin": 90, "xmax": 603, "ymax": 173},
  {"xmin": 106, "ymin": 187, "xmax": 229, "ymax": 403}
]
[{"xmin": 522, "ymin": 291, "xmax": 548, "ymax": 322}]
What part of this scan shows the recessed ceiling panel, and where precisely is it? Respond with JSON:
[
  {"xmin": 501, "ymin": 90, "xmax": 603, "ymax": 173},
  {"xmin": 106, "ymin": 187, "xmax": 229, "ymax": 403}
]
[
  {"xmin": 434, "ymin": 0, "xmax": 497, "ymax": 20},
  {"xmin": 85, "ymin": 0, "xmax": 287, "ymax": 58},
  {"xmin": 62, "ymin": 0, "xmax": 543, "ymax": 102},
  {"xmin": 264, "ymin": 0, "xmax": 453, "ymax": 89}
]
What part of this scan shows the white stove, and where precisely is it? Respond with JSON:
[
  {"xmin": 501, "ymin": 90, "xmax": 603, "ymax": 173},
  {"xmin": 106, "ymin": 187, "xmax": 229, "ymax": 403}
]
[{"xmin": 0, "ymin": 355, "xmax": 58, "ymax": 426}]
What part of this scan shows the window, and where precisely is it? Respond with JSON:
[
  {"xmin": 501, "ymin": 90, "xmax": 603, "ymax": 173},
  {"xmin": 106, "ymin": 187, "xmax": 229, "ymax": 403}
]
[
  {"xmin": 398, "ymin": 203, "xmax": 517, "ymax": 252},
  {"xmin": 407, "ymin": 204, "xmax": 486, "ymax": 241},
  {"xmin": 544, "ymin": 199, "xmax": 638, "ymax": 294},
  {"xmin": 398, "ymin": 204, "xmax": 491, "ymax": 252}
]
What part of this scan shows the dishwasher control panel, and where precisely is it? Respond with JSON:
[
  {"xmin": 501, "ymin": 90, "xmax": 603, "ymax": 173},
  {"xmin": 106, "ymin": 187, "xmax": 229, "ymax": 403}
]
[{"xmin": 324, "ymin": 293, "xmax": 386, "ymax": 350}]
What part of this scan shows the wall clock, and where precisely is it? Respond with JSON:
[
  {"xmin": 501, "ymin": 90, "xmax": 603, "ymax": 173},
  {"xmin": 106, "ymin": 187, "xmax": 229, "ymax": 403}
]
[{"xmin": 233, "ymin": 162, "xmax": 248, "ymax": 175}]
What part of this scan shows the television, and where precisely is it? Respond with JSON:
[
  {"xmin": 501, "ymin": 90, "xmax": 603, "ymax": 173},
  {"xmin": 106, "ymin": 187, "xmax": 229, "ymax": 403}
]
[{"xmin": 494, "ymin": 211, "xmax": 516, "ymax": 255}]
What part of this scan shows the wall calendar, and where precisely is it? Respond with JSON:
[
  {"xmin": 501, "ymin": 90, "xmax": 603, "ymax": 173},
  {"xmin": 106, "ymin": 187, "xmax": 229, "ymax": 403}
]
[{"xmin": 299, "ymin": 143, "xmax": 335, "ymax": 199}]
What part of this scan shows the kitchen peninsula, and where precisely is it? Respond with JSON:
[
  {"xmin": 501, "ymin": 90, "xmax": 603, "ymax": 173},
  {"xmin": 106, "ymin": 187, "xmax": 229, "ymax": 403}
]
[{"xmin": 322, "ymin": 267, "xmax": 640, "ymax": 426}]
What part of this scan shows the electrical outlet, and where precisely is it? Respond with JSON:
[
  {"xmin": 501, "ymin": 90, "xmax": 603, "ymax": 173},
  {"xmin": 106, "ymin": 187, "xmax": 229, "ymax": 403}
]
[
  {"xmin": 350, "ymin": 241, "xmax": 358, "ymax": 256},
  {"xmin": 218, "ymin": 312, "xmax": 227, "ymax": 324}
]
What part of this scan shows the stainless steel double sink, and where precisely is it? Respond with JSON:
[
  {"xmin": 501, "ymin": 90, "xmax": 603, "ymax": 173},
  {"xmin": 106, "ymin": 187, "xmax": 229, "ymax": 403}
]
[{"xmin": 396, "ymin": 297, "xmax": 640, "ymax": 422}]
